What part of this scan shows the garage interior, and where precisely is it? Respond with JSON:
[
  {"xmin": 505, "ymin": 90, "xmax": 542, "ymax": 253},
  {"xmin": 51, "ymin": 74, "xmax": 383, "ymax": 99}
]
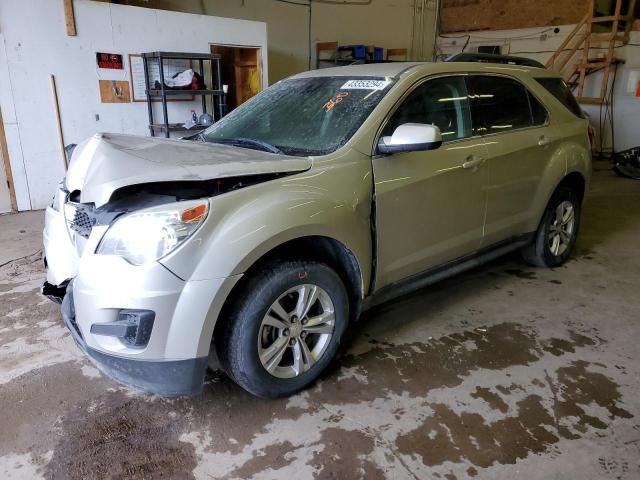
[{"xmin": 1, "ymin": 0, "xmax": 640, "ymax": 478}]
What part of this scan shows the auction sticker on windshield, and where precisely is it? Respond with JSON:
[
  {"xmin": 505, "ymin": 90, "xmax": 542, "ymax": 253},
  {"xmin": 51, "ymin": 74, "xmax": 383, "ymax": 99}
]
[{"xmin": 340, "ymin": 79, "xmax": 390, "ymax": 90}]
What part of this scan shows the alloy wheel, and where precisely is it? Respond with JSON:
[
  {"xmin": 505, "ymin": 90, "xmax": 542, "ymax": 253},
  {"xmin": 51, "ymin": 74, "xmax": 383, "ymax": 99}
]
[
  {"xmin": 258, "ymin": 284, "xmax": 336, "ymax": 378},
  {"xmin": 548, "ymin": 200, "xmax": 575, "ymax": 257}
]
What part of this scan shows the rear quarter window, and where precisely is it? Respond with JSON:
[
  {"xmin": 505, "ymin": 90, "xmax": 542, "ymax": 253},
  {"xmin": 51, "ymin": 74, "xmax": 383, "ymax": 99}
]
[{"xmin": 534, "ymin": 77, "xmax": 585, "ymax": 119}]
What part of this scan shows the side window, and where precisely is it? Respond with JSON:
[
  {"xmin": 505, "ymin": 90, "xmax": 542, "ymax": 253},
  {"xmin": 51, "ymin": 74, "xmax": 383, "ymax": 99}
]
[
  {"xmin": 534, "ymin": 77, "xmax": 585, "ymax": 118},
  {"xmin": 382, "ymin": 76, "xmax": 472, "ymax": 142},
  {"xmin": 468, "ymin": 76, "xmax": 534, "ymax": 134},
  {"xmin": 528, "ymin": 92, "xmax": 549, "ymax": 126}
]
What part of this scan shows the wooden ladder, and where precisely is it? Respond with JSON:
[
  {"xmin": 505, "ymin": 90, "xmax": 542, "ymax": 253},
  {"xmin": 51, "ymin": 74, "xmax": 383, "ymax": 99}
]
[{"xmin": 546, "ymin": 0, "xmax": 636, "ymax": 105}]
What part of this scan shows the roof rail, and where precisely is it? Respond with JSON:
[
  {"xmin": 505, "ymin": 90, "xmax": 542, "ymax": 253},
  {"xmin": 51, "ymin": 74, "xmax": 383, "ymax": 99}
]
[{"xmin": 446, "ymin": 53, "xmax": 545, "ymax": 69}]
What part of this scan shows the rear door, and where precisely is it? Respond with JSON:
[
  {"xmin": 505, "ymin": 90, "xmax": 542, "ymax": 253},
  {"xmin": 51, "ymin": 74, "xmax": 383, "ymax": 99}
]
[
  {"xmin": 372, "ymin": 75, "xmax": 489, "ymax": 288},
  {"xmin": 466, "ymin": 75, "xmax": 552, "ymax": 246}
]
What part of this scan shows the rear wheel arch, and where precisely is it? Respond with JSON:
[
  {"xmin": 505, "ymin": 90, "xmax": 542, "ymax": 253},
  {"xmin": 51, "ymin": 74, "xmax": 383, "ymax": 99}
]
[
  {"xmin": 522, "ymin": 171, "xmax": 585, "ymax": 267},
  {"xmin": 556, "ymin": 171, "xmax": 586, "ymax": 204},
  {"xmin": 532, "ymin": 170, "xmax": 586, "ymax": 232}
]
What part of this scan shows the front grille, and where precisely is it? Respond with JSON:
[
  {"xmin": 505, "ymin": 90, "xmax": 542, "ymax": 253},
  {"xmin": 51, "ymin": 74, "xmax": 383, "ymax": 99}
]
[{"xmin": 70, "ymin": 207, "xmax": 94, "ymax": 238}]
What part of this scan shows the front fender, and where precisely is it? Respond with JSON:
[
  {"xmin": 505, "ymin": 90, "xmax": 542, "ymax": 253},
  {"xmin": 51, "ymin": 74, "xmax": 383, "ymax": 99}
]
[{"xmin": 160, "ymin": 150, "xmax": 374, "ymax": 292}]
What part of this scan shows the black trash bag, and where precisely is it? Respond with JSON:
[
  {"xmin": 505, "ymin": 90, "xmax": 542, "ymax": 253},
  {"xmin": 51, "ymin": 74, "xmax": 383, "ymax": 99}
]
[{"xmin": 613, "ymin": 147, "xmax": 640, "ymax": 180}]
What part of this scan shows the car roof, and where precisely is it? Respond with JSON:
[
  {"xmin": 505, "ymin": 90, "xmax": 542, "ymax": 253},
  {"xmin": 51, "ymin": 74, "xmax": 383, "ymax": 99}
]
[{"xmin": 289, "ymin": 61, "xmax": 561, "ymax": 81}]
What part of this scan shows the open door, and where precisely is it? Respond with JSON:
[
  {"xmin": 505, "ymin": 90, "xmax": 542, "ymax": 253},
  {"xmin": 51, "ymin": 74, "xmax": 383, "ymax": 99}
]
[{"xmin": 211, "ymin": 45, "xmax": 262, "ymax": 112}]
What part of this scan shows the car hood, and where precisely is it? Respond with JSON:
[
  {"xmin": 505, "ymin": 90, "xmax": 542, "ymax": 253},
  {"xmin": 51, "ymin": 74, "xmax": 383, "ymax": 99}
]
[{"xmin": 66, "ymin": 133, "xmax": 312, "ymax": 207}]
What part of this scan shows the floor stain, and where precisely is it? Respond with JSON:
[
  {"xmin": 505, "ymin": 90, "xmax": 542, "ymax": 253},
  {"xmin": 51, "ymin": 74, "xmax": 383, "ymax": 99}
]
[
  {"xmin": 395, "ymin": 360, "xmax": 632, "ymax": 469},
  {"xmin": 0, "ymin": 282, "xmax": 18, "ymax": 293},
  {"xmin": 222, "ymin": 441, "xmax": 296, "ymax": 480},
  {"xmin": 470, "ymin": 386, "xmax": 509, "ymax": 413},
  {"xmin": 504, "ymin": 269, "xmax": 537, "ymax": 279},
  {"xmin": 306, "ymin": 428, "xmax": 386, "ymax": 479},
  {"xmin": 318, "ymin": 323, "xmax": 542, "ymax": 405},
  {"xmin": 44, "ymin": 391, "xmax": 199, "ymax": 480}
]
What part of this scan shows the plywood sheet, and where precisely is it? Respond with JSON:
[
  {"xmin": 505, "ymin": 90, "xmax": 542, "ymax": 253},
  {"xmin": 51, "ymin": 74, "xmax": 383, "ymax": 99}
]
[{"xmin": 441, "ymin": 0, "xmax": 591, "ymax": 33}]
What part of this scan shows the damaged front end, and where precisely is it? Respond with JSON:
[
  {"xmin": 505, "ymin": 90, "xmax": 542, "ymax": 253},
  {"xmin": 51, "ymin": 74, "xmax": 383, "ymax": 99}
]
[
  {"xmin": 42, "ymin": 131, "xmax": 312, "ymax": 303},
  {"xmin": 41, "ymin": 280, "xmax": 68, "ymax": 304},
  {"xmin": 42, "ymin": 172, "xmax": 293, "ymax": 302},
  {"xmin": 40, "ymin": 132, "xmax": 312, "ymax": 395}
]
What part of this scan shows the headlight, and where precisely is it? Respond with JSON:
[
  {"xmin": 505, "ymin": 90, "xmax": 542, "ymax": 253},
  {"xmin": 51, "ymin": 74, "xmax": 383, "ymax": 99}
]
[
  {"xmin": 51, "ymin": 181, "xmax": 65, "ymax": 212},
  {"xmin": 96, "ymin": 200, "xmax": 209, "ymax": 265}
]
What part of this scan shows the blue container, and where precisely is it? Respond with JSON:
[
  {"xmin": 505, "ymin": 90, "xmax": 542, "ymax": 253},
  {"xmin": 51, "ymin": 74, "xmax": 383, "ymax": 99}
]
[
  {"xmin": 374, "ymin": 47, "xmax": 384, "ymax": 61},
  {"xmin": 338, "ymin": 44, "xmax": 367, "ymax": 59}
]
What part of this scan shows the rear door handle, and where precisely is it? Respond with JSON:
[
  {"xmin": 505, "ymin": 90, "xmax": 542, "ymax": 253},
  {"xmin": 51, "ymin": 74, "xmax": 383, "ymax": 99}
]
[
  {"xmin": 462, "ymin": 156, "xmax": 485, "ymax": 169},
  {"xmin": 538, "ymin": 135, "xmax": 551, "ymax": 147}
]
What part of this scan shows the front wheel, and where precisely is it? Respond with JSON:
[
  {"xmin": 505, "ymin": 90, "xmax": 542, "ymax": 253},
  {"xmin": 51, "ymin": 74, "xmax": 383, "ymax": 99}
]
[
  {"xmin": 521, "ymin": 186, "xmax": 582, "ymax": 267},
  {"xmin": 216, "ymin": 261, "xmax": 349, "ymax": 398}
]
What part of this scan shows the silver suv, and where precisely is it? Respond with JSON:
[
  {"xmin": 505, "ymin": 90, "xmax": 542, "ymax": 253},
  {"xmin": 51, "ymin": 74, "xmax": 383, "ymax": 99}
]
[{"xmin": 43, "ymin": 61, "xmax": 591, "ymax": 398}]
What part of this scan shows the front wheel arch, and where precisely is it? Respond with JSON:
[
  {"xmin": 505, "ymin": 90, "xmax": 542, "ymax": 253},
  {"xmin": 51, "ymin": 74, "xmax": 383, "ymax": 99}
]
[
  {"xmin": 215, "ymin": 260, "xmax": 350, "ymax": 398},
  {"xmin": 213, "ymin": 236, "xmax": 364, "ymax": 349}
]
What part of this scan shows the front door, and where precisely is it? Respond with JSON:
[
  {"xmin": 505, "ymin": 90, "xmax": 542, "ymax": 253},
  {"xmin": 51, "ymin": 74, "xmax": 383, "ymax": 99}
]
[{"xmin": 372, "ymin": 75, "xmax": 488, "ymax": 289}]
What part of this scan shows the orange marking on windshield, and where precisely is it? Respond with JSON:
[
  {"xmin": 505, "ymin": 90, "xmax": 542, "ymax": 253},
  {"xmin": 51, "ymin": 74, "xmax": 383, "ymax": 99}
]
[{"xmin": 323, "ymin": 91, "xmax": 349, "ymax": 112}]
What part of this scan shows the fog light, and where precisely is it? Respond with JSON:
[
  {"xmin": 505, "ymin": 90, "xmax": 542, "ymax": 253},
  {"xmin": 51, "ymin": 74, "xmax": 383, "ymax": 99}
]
[{"xmin": 90, "ymin": 309, "xmax": 155, "ymax": 348}]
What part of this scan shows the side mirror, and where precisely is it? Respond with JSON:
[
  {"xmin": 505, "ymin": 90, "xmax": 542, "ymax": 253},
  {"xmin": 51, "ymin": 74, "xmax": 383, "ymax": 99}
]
[{"xmin": 377, "ymin": 123, "xmax": 442, "ymax": 154}]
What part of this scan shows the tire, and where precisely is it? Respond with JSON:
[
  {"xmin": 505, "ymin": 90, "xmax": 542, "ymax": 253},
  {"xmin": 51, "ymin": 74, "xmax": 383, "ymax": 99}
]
[
  {"xmin": 521, "ymin": 185, "xmax": 582, "ymax": 268},
  {"xmin": 215, "ymin": 260, "xmax": 349, "ymax": 398}
]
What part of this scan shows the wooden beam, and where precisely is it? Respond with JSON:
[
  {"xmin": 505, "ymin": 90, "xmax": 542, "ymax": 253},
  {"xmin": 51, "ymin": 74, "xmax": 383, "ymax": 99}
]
[
  {"xmin": 576, "ymin": 96, "xmax": 607, "ymax": 104},
  {"xmin": 63, "ymin": 0, "xmax": 76, "ymax": 36},
  {"xmin": 591, "ymin": 15, "xmax": 619, "ymax": 22},
  {"xmin": 545, "ymin": 11, "xmax": 590, "ymax": 69},
  {"xmin": 0, "ymin": 109, "xmax": 18, "ymax": 212},
  {"xmin": 555, "ymin": 31, "xmax": 590, "ymax": 72},
  {"xmin": 50, "ymin": 75, "xmax": 68, "ymax": 170}
]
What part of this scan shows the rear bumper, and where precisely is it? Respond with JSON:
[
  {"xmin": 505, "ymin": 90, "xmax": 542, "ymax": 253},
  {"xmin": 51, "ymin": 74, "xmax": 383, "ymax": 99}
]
[{"xmin": 61, "ymin": 282, "xmax": 208, "ymax": 396}]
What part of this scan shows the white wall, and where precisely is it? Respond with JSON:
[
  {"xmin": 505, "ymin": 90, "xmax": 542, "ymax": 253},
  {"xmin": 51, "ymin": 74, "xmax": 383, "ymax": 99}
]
[
  {"xmin": 0, "ymin": 0, "xmax": 268, "ymax": 210},
  {"xmin": 128, "ymin": 0, "xmax": 438, "ymax": 84},
  {"xmin": 437, "ymin": 26, "xmax": 640, "ymax": 154}
]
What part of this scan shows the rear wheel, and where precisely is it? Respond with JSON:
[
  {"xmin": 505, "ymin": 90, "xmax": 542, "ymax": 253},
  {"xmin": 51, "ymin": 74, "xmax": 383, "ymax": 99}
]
[
  {"xmin": 216, "ymin": 261, "xmax": 349, "ymax": 398},
  {"xmin": 521, "ymin": 186, "xmax": 581, "ymax": 267}
]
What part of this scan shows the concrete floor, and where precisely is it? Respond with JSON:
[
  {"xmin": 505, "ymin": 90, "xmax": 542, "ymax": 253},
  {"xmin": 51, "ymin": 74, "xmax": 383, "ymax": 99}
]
[{"xmin": 1, "ymin": 167, "xmax": 639, "ymax": 479}]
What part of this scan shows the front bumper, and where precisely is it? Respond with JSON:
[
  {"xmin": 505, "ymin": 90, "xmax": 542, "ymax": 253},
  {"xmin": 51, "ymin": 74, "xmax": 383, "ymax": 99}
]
[
  {"xmin": 61, "ymin": 281, "xmax": 208, "ymax": 395},
  {"xmin": 43, "ymin": 194, "xmax": 242, "ymax": 395},
  {"xmin": 54, "ymin": 260, "xmax": 239, "ymax": 395}
]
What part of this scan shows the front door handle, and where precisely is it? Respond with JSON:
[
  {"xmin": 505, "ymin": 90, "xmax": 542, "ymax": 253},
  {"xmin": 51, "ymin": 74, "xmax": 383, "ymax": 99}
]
[
  {"xmin": 462, "ymin": 156, "xmax": 485, "ymax": 170},
  {"xmin": 538, "ymin": 135, "xmax": 551, "ymax": 147}
]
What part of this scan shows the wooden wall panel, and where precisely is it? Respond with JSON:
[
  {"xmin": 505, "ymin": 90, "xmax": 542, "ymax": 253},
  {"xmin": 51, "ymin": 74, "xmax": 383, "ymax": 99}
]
[{"xmin": 441, "ymin": 0, "xmax": 591, "ymax": 33}]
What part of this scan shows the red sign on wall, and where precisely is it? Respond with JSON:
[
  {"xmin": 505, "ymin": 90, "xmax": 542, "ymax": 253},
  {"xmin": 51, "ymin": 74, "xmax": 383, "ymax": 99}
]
[{"xmin": 96, "ymin": 52, "xmax": 124, "ymax": 70}]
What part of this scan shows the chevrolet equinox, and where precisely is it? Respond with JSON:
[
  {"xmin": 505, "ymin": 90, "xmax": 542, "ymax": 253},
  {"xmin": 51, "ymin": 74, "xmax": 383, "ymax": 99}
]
[{"xmin": 42, "ymin": 61, "xmax": 591, "ymax": 398}]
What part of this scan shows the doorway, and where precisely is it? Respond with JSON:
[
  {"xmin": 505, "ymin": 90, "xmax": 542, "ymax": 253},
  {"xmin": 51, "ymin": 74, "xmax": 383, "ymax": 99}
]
[{"xmin": 211, "ymin": 45, "xmax": 262, "ymax": 112}]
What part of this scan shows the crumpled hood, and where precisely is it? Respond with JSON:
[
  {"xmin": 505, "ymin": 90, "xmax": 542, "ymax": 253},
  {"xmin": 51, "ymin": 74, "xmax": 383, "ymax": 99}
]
[{"xmin": 66, "ymin": 133, "xmax": 312, "ymax": 207}]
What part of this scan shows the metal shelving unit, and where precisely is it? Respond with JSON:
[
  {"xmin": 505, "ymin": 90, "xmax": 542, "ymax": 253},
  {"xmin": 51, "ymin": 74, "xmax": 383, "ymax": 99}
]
[{"xmin": 142, "ymin": 51, "xmax": 225, "ymax": 138}]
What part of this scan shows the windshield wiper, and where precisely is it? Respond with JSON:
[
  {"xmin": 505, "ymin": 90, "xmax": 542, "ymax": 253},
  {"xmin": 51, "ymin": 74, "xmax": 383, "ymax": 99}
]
[{"xmin": 205, "ymin": 137, "xmax": 283, "ymax": 154}]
